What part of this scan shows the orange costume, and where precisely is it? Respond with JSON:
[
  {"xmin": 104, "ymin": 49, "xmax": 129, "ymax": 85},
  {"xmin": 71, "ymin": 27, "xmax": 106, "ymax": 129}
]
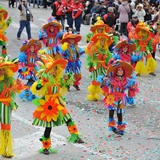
[
  {"xmin": 0, "ymin": 56, "xmax": 24, "ymax": 158},
  {"xmin": 129, "ymin": 21, "xmax": 157, "ymax": 76},
  {"xmin": 0, "ymin": 6, "xmax": 12, "ymax": 56}
]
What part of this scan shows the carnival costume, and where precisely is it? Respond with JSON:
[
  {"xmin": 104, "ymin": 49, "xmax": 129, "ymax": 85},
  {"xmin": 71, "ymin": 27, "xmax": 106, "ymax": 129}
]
[
  {"xmin": 98, "ymin": 60, "xmax": 139, "ymax": 135},
  {"xmin": 31, "ymin": 54, "xmax": 84, "ymax": 155},
  {"xmin": 39, "ymin": 17, "xmax": 63, "ymax": 60},
  {"xmin": 152, "ymin": 17, "xmax": 160, "ymax": 59},
  {"xmin": 129, "ymin": 21, "xmax": 157, "ymax": 76},
  {"xmin": 18, "ymin": 39, "xmax": 42, "ymax": 101},
  {"xmin": 0, "ymin": 6, "xmax": 12, "ymax": 57},
  {"xmin": 86, "ymin": 33, "xmax": 113, "ymax": 101},
  {"xmin": 86, "ymin": 17, "xmax": 111, "ymax": 43},
  {"xmin": 0, "ymin": 56, "xmax": 24, "ymax": 158},
  {"xmin": 61, "ymin": 33, "xmax": 84, "ymax": 91},
  {"xmin": 113, "ymin": 40, "xmax": 140, "ymax": 68},
  {"xmin": 113, "ymin": 40, "xmax": 140, "ymax": 105}
]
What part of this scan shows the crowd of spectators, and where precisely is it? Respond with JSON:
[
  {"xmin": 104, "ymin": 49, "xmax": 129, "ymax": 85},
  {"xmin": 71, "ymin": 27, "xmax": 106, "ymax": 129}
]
[
  {"xmin": 11, "ymin": 0, "xmax": 160, "ymax": 36},
  {"xmin": 81, "ymin": 0, "xmax": 160, "ymax": 35}
]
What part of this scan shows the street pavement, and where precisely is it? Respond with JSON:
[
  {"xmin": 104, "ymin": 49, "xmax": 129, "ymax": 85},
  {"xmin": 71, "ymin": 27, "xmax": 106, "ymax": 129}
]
[{"xmin": 0, "ymin": 1, "xmax": 160, "ymax": 160}]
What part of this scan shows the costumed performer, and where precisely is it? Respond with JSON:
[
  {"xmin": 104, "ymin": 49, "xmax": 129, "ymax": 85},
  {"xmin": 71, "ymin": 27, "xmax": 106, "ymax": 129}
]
[
  {"xmin": 129, "ymin": 21, "xmax": 157, "ymax": 76},
  {"xmin": 61, "ymin": 33, "xmax": 84, "ymax": 91},
  {"xmin": 108, "ymin": 26, "xmax": 120, "ymax": 53},
  {"xmin": 98, "ymin": 60, "xmax": 139, "ymax": 135},
  {"xmin": 113, "ymin": 40, "xmax": 140, "ymax": 106},
  {"xmin": 31, "ymin": 54, "xmax": 84, "ymax": 155},
  {"xmin": 38, "ymin": 16, "xmax": 63, "ymax": 60},
  {"xmin": 85, "ymin": 33, "xmax": 113, "ymax": 101},
  {"xmin": 0, "ymin": 56, "xmax": 24, "ymax": 158},
  {"xmin": 86, "ymin": 17, "xmax": 111, "ymax": 43},
  {"xmin": 0, "ymin": 6, "xmax": 12, "ymax": 57},
  {"xmin": 18, "ymin": 39, "xmax": 42, "ymax": 101},
  {"xmin": 152, "ymin": 16, "xmax": 160, "ymax": 60}
]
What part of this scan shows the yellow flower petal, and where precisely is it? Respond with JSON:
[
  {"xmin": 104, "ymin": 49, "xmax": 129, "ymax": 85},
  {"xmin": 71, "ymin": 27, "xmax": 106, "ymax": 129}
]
[
  {"xmin": 52, "ymin": 115, "xmax": 58, "ymax": 121},
  {"xmin": 47, "ymin": 116, "xmax": 52, "ymax": 122},
  {"xmin": 55, "ymin": 99, "xmax": 59, "ymax": 104},
  {"xmin": 36, "ymin": 107, "xmax": 44, "ymax": 111},
  {"xmin": 57, "ymin": 105, "xmax": 64, "ymax": 110},
  {"xmin": 45, "ymin": 95, "xmax": 50, "ymax": 101},
  {"xmin": 39, "ymin": 99, "xmax": 46, "ymax": 105},
  {"xmin": 40, "ymin": 112, "xmax": 46, "ymax": 119}
]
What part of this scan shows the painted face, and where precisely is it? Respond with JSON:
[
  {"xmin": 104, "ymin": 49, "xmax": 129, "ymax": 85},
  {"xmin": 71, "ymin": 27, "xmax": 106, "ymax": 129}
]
[
  {"xmin": 69, "ymin": 38, "xmax": 75, "ymax": 44},
  {"xmin": 0, "ymin": 68, "xmax": 5, "ymax": 77},
  {"xmin": 141, "ymin": 29, "xmax": 148, "ymax": 36},
  {"xmin": 50, "ymin": 26, "xmax": 54, "ymax": 32},
  {"xmin": 122, "ymin": 46, "xmax": 128, "ymax": 53},
  {"xmin": 49, "ymin": 66, "xmax": 57, "ymax": 76},
  {"xmin": 97, "ymin": 28, "xmax": 103, "ymax": 33},
  {"xmin": 116, "ymin": 67, "xmax": 124, "ymax": 76},
  {"xmin": 30, "ymin": 45, "xmax": 35, "ymax": 52},
  {"xmin": 100, "ymin": 38, "xmax": 105, "ymax": 46}
]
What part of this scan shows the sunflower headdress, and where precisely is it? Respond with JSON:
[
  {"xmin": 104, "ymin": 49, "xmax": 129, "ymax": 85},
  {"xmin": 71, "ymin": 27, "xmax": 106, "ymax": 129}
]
[
  {"xmin": 135, "ymin": 21, "xmax": 150, "ymax": 37},
  {"xmin": 0, "ymin": 56, "xmax": 18, "ymax": 77},
  {"xmin": 0, "ymin": 6, "xmax": 8, "ymax": 20},
  {"xmin": 90, "ymin": 17, "xmax": 111, "ymax": 34}
]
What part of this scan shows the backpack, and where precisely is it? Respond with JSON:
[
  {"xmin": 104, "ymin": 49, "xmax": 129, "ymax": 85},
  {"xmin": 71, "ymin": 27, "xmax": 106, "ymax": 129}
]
[{"xmin": 103, "ymin": 13, "xmax": 115, "ymax": 27}]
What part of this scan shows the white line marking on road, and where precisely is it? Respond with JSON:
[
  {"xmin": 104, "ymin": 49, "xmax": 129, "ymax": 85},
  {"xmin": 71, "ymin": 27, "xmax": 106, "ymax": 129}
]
[
  {"xmin": 155, "ymin": 55, "xmax": 160, "ymax": 60},
  {"xmin": 12, "ymin": 113, "xmax": 116, "ymax": 159},
  {"xmin": 30, "ymin": 23, "xmax": 39, "ymax": 28},
  {"xmin": 10, "ymin": 21, "xmax": 19, "ymax": 28},
  {"xmin": 37, "ymin": 18, "xmax": 47, "ymax": 23},
  {"xmin": 10, "ymin": 21, "xmax": 39, "ymax": 29}
]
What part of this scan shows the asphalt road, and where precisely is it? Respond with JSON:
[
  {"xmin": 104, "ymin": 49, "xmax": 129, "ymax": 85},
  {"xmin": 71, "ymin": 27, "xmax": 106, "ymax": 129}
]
[{"xmin": 0, "ymin": 1, "xmax": 160, "ymax": 160}]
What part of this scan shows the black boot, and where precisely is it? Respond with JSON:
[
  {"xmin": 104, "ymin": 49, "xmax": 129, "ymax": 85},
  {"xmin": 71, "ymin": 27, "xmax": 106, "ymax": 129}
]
[
  {"xmin": 73, "ymin": 85, "xmax": 80, "ymax": 91},
  {"xmin": 75, "ymin": 137, "xmax": 84, "ymax": 143},
  {"xmin": 43, "ymin": 149, "xmax": 49, "ymax": 155}
]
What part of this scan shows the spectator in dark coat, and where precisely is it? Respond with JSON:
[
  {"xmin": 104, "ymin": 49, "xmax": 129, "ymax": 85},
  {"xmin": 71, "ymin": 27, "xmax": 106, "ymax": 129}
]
[{"xmin": 82, "ymin": 1, "xmax": 92, "ymax": 24}]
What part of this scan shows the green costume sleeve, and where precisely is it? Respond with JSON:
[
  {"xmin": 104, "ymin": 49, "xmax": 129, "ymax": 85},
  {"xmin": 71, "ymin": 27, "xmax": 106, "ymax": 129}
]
[
  {"xmin": 106, "ymin": 50, "xmax": 112, "ymax": 64},
  {"xmin": 86, "ymin": 33, "xmax": 94, "ymax": 43},
  {"xmin": 147, "ymin": 40, "xmax": 152, "ymax": 52},
  {"xmin": 113, "ymin": 35, "xmax": 119, "ymax": 45},
  {"xmin": 6, "ymin": 18, "xmax": 12, "ymax": 26},
  {"xmin": 135, "ymin": 40, "xmax": 140, "ymax": 51},
  {"xmin": 60, "ymin": 73, "xmax": 74, "ymax": 88}
]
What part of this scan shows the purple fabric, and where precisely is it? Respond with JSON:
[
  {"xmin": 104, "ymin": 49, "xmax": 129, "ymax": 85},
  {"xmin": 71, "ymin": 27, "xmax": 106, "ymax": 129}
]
[{"xmin": 118, "ymin": 1, "xmax": 130, "ymax": 23}]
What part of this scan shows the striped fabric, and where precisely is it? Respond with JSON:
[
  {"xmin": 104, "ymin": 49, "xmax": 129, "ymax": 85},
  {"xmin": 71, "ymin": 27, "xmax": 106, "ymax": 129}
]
[
  {"xmin": 91, "ymin": 66, "xmax": 106, "ymax": 81},
  {"xmin": 0, "ymin": 103, "xmax": 11, "ymax": 125},
  {"xmin": 32, "ymin": 118, "xmax": 64, "ymax": 127}
]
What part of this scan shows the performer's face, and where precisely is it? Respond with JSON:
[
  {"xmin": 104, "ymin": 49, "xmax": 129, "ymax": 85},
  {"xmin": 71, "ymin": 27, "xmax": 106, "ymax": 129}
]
[
  {"xmin": 30, "ymin": 45, "xmax": 35, "ymax": 52},
  {"xmin": 141, "ymin": 30, "xmax": 148, "ymax": 36},
  {"xmin": 100, "ymin": 38, "xmax": 105, "ymax": 46},
  {"xmin": 97, "ymin": 28, "xmax": 103, "ymax": 33},
  {"xmin": 50, "ymin": 26, "xmax": 54, "ymax": 32},
  {"xmin": 69, "ymin": 38, "xmax": 75, "ymax": 44},
  {"xmin": 49, "ymin": 66, "xmax": 57, "ymax": 76},
  {"xmin": 116, "ymin": 67, "xmax": 124, "ymax": 76},
  {"xmin": 122, "ymin": 46, "xmax": 128, "ymax": 53},
  {"xmin": 0, "ymin": 68, "xmax": 5, "ymax": 80}
]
